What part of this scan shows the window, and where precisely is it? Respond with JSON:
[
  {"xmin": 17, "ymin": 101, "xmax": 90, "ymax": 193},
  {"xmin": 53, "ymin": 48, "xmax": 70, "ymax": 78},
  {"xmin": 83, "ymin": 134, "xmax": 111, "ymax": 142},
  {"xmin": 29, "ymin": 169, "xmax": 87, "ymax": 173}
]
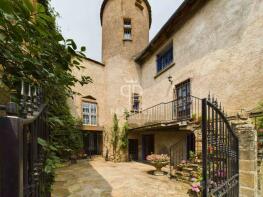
[
  {"xmin": 156, "ymin": 43, "xmax": 173, "ymax": 73},
  {"xmin": 124, "ymin": 18, "xmax": 132, "ymax": 40},
  {"xmin": 175, "ymin": 79, "xmax": 191, "ymax": 119},
  {"xmin": 131, "ymin": 93, "xmax": 141, "ymax": 112},
  {"xmin": 83, "ymin": 102, "xmax": 97, "ymax": 126}
]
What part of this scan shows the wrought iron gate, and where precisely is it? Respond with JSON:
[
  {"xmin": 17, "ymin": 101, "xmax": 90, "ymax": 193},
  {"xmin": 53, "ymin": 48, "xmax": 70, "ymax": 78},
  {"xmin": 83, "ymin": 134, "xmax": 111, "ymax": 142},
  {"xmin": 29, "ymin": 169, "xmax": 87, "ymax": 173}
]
[
  {"xmin": 202, "ymin": 97, "xmax": 239, "ymax": 197},
  {"xmin": 0, "ymin": 83, "xmax": 50, "ymax": 197}
]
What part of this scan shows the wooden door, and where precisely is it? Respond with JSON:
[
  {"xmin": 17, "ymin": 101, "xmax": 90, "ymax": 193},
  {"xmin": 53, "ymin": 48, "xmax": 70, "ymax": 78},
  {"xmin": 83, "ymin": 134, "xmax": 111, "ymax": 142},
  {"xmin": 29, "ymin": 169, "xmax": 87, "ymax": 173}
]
[
  {"xmin": 142, "ymin": 134, "xmax": 154, "ymax": 160},
  {"xmin": 128, "ymin": 139, "xmax": 138, "ymax": 161}
]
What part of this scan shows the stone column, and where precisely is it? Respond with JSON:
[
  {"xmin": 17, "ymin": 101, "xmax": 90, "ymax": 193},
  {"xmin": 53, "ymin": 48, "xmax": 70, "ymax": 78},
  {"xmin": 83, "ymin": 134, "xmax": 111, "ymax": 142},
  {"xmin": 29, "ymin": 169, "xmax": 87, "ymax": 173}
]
[
  {"xmin": 258, "ymin": 160, "xmax": 263, "ymax": 196},
  {"xmin": 232, "ymin": 118, "xmax": 258, "ymax": 197}
]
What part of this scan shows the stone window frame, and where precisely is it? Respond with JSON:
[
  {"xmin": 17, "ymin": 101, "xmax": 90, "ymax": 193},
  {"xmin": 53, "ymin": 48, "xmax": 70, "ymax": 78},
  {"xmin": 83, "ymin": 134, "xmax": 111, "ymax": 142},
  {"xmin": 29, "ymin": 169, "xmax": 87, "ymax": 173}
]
[{"xmin": 82, "ymin": 98, "xmax": 98, "ymax": 126}]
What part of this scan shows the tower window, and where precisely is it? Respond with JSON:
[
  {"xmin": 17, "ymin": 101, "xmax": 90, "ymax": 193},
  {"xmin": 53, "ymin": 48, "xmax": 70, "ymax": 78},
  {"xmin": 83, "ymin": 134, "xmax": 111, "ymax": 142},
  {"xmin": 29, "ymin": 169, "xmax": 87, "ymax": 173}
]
[{"xmin": 124, "ymin": 18, "xmax": 132, "ymax": 41}]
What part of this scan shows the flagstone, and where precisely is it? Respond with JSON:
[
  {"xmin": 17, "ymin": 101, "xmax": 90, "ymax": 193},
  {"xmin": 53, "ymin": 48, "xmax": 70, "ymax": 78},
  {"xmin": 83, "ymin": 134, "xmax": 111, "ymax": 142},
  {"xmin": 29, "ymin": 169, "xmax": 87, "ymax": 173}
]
[{"xmin": 52, "ymin": 157, "xmax": 190, "ymax": 197}]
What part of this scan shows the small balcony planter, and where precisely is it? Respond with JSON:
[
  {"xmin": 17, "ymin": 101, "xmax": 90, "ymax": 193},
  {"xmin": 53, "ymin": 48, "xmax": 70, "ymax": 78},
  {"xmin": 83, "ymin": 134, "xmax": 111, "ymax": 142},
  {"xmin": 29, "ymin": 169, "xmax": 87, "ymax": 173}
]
[{"xmin": 146, "ymin": 154, "xmax": 169, "ymax": 176}]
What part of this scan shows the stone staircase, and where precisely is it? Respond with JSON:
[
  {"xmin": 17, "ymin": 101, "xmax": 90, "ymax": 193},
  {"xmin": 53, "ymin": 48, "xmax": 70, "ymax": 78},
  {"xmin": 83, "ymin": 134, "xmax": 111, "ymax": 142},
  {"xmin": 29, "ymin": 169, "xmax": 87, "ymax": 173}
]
[{"xmin": 170, "ymin": 162, "xmax": 202, "ymax": 184}]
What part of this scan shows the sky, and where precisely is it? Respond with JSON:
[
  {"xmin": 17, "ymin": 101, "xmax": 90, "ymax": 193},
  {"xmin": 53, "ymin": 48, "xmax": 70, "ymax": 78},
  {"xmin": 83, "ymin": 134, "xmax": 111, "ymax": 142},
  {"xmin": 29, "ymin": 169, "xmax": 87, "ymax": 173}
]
[{"xmin": 50, "ymin": 0, "xmax": 184, "ymax": 61}]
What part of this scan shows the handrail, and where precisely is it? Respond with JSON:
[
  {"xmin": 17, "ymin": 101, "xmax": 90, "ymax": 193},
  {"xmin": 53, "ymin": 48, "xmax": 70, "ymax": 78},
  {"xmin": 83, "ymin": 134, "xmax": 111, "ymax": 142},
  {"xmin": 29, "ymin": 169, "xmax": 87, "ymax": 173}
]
[
  {"xmin": 128, "ymin": 95, "xmax": 202, "ymax": 129},
  {"xmin": 129, "ymin": 95, "xmax": 201, "ymax": 117}
]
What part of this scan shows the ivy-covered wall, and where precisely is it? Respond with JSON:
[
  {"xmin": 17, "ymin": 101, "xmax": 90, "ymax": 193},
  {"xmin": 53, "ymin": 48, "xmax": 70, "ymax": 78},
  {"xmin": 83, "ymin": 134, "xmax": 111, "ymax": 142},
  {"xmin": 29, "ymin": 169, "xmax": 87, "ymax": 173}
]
[{"xmin": 0, "ymin": 65, "xmax": 10, "ymax": 112}]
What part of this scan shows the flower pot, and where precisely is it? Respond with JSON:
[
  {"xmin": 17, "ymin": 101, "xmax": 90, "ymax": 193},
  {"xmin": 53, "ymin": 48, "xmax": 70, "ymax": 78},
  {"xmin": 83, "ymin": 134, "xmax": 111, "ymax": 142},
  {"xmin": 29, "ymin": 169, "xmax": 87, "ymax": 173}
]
[{"xmin": 150, "ymin": 161, "xmax": 168, "ymax": 176}]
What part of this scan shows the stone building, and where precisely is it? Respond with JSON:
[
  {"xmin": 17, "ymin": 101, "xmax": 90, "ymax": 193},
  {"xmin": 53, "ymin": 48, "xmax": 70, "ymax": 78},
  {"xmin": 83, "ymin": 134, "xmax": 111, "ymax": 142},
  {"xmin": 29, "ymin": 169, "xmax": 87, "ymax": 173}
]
[{"xmin": 70, "ymin": 0, "xmax": 263, "ymax": 171}]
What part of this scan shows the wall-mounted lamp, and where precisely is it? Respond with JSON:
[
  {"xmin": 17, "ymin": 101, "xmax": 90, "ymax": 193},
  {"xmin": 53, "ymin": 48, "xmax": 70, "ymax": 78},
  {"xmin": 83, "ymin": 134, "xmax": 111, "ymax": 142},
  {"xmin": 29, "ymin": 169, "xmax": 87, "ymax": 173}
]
[{"xmin": 168, "ymin": 75, "xmax": 173, "ymax": 84}]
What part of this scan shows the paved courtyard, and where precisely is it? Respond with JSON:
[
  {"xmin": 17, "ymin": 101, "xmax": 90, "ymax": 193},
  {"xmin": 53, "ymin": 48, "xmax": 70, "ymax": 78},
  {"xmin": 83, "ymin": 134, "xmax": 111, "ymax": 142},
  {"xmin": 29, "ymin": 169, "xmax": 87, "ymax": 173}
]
[{"xmin": 52, "ymin": 157, "xmax": 190, "ymax": 197}]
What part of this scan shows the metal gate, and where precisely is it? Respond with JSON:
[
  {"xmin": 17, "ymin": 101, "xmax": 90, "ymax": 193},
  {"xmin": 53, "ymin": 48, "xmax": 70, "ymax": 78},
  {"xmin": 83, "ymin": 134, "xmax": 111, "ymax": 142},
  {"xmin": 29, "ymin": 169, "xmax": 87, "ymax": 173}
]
[{"xmin": 202, "ymin": 97, "xmax": 239, "ymax": 197}]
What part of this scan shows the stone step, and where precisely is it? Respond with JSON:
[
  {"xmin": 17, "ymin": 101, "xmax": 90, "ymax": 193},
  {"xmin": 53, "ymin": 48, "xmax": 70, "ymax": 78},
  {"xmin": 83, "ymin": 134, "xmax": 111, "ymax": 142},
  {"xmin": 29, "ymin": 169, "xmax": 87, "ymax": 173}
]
[
  {"xmin": 182, "ymin": 167, "xmax": 194, "ymax": 172},
  {"xmin": 187, "ymin": 163, "xmax": 199, "ymax": 169},
  {"xmin": 176, "ymin": 177, "xmax": 192, "ymax": 184},
  {"xmin": 175, "ymin": 171, "xmax": 190, "ymax": 177}
]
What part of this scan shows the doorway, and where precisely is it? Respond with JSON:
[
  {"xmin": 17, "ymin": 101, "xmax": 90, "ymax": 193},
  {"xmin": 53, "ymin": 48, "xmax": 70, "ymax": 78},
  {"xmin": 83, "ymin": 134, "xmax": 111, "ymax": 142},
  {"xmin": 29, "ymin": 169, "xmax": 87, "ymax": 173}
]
[
  {"xmin": 128, "ymin": 139, "xmax": 138, "ymax": 161},
  {"xmin": 186, "ymin": 133, "xmax": 196, "ymax": 159},
  {"xmin": 83, "ymin": 131, "xmax": 102, "ymax": 156},
  {"xmin": 142, "ymin": 134, "xmax": 154, "ymax": 160}
]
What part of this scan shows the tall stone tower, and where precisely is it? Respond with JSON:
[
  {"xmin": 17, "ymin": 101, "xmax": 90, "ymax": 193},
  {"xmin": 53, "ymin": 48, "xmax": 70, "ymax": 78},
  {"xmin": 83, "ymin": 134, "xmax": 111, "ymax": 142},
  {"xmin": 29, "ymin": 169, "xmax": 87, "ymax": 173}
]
[
  {"xmin": 101, "ymin": 0, "xmax": 151, "ymax": 62},
  {"xmin": 100, "ymin": 0, "xmax": 151, "ymax": 153}
]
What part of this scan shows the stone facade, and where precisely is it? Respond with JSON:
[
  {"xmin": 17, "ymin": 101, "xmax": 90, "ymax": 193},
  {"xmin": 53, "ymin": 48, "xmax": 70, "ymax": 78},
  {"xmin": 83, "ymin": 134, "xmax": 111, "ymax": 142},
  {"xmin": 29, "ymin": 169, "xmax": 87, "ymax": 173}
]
[
  {"xmin": 139, "ymin": 0, "xmax": 263, "ymax": 115},
  {"xmin": 259, "ymin": 160, "xmax": 263, "ymax": 196},
  {"xmin": 70, "ymin": 58, "xmax": 106, "ymax": 129},
  {"xmin": 70, "ymin": 1, "xmax": 263, "ymax": 193},
  {"xmin": 129, "ymin": 130, "xmax": 188, "ymax": 161}
]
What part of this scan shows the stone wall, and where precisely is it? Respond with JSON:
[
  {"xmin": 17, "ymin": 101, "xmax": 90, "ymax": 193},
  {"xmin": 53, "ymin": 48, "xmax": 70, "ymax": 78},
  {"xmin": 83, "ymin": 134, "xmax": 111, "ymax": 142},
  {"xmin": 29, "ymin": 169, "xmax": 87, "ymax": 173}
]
[
  {"xmin": 69, "ymin": 58, "xmax": 106, "ymax": 128},
  {"xmin": 258, "ymin": 160, "xmax": 263, "ymax": 197},
  {"xmin": 232, "ymin": 118, "xmax": 258, "ymax": 197},
  {"xmin": 129, "ymin": 130, "xmax": 188, "ymax": 161},
  {"xmin": 140, "ymin": 0, "xmax": 263, "ymax": 115}
]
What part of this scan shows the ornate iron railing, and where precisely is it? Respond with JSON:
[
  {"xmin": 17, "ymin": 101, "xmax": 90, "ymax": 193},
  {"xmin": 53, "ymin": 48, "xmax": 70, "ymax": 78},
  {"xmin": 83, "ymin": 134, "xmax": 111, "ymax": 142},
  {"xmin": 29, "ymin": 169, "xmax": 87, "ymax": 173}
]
[
  {"xmin": 202, "ymin": 96, "xmax": 239, "ymax": 197},
  {"xmin": 0, "ymin": 81, "xmax": 50, "ymax": 197},
  {"xmin": 128, "ymin": 96, "xmax": 202, "ymax": 129}
]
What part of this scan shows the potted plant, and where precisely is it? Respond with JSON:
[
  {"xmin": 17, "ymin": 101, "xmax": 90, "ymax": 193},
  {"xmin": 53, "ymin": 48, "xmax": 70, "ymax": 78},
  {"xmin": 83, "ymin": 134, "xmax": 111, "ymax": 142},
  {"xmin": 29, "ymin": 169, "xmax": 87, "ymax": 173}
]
[{"xmin": 146, "ymin": 154, "xmax": 170, "ymax": 176}]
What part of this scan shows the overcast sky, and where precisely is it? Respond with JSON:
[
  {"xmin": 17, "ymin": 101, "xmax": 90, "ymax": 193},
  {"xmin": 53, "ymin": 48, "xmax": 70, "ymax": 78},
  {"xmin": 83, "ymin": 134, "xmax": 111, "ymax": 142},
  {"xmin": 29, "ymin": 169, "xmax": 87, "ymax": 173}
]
[{"xmin": 50, "ymin": 0, "xmax": 184, "ymax": 61}]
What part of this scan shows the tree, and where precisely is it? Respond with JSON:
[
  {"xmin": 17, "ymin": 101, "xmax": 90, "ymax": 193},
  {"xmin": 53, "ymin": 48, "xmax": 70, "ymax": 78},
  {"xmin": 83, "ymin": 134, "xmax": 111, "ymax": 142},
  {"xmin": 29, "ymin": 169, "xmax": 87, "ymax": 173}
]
[{"xmin": 0, "ymin": 0, "xmax": 91, "ymax": 190}]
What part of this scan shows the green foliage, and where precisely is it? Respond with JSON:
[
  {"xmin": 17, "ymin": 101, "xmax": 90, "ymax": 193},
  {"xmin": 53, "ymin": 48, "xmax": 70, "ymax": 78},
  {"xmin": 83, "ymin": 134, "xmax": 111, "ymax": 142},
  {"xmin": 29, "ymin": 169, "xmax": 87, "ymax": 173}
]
[
  {"xmin": 253, "ymin": 102, "xmax": 263, "ymax": 129},
  {"xmin": 0, "ymin": 0, "xmax": 90, "ymax": 191},
  {"xmin": 119, "ymin": 122, "xmax": 129, "ymax": 150},
  {"xmin": 123, "ymin": 109, "xmax": 130, "ymax": 120},
  {"xmin": 189, "ymin": 151, "xmax": 195, "ymax": 162},
  {"xmin": 0, "ymin": 0, "xmax": 92, "ymax": 91},
  {"xmin": 111, "ymin": 113, "xmax": 120, "ymax": 159},
  {"xmin": 258, "ymin": 117, "xmax": 263, "ymax": 129},
  {"xmin": 257, "ymin": 102, "xmax": 263, "ymax": 129},
  {"xmin": 38, "ymin": 138, "xmax": 60, "ymax": 191}
]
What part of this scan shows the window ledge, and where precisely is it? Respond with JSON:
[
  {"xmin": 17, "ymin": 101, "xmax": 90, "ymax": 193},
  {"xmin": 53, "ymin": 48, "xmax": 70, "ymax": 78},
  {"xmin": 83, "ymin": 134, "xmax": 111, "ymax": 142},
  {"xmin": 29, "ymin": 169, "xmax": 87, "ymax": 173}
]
[
  {"xmin": 82, "ymin": 125, "xmax": 103, "ymax": 131},
  {"xmin": 123, "ymin": 39, "xmax": 132, "ymax": 42},
  {"xmin": 154, "ymin": 62, "xmax": 175, "ymax": 79}
]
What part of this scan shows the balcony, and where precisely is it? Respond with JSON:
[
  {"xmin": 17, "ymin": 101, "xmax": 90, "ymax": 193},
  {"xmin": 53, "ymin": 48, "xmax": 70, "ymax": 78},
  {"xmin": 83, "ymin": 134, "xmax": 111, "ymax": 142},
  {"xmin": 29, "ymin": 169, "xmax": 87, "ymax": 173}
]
[{"xmin": 127, "ymin": 96, "xmax": 202, "ymax": 130}]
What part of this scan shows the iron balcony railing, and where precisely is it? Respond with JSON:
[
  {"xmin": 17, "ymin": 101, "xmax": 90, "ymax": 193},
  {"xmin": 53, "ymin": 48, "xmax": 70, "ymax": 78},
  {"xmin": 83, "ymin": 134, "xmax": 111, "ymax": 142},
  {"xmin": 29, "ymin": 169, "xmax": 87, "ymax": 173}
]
[{"xmin": 128, "ymin": 95, "xmax": 202, "ymax": 129}]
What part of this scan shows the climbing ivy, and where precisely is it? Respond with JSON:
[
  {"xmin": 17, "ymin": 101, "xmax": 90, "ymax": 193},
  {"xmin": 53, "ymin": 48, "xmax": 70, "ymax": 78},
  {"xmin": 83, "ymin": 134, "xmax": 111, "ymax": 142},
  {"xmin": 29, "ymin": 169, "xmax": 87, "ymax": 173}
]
[
  {"xmin": 119, "ymin": 122, "xmax": 129, "ymax": 150},
  {"xmin": 111, "ymin": 113, "xmax": 120, "ymax": 160}
]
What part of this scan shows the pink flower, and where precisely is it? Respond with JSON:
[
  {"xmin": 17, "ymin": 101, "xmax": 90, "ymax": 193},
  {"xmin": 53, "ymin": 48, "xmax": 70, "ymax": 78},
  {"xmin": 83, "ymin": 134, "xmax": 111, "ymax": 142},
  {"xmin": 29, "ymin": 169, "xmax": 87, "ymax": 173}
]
[
  {"xmin": 191, "ymin": 182, "xmax": 201, "ymax": 193},
  {"xmin": 181, "ymin": 160, "xmax": 186, "ymax": 164},
  {"xmin": 146, "ymin": 154, "xmax": 169, "ymax": 162},
  {"xmin": 191, "ymin": 187, "xmax": 200, "ymax": 193}
]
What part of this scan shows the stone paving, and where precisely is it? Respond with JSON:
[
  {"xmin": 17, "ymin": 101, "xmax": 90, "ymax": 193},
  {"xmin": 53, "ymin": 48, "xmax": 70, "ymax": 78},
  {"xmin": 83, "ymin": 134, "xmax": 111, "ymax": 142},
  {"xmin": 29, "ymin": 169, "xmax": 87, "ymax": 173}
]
[{"xmin": 52, "ymin": 157, "xmax": 190, "ymax": 197}]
